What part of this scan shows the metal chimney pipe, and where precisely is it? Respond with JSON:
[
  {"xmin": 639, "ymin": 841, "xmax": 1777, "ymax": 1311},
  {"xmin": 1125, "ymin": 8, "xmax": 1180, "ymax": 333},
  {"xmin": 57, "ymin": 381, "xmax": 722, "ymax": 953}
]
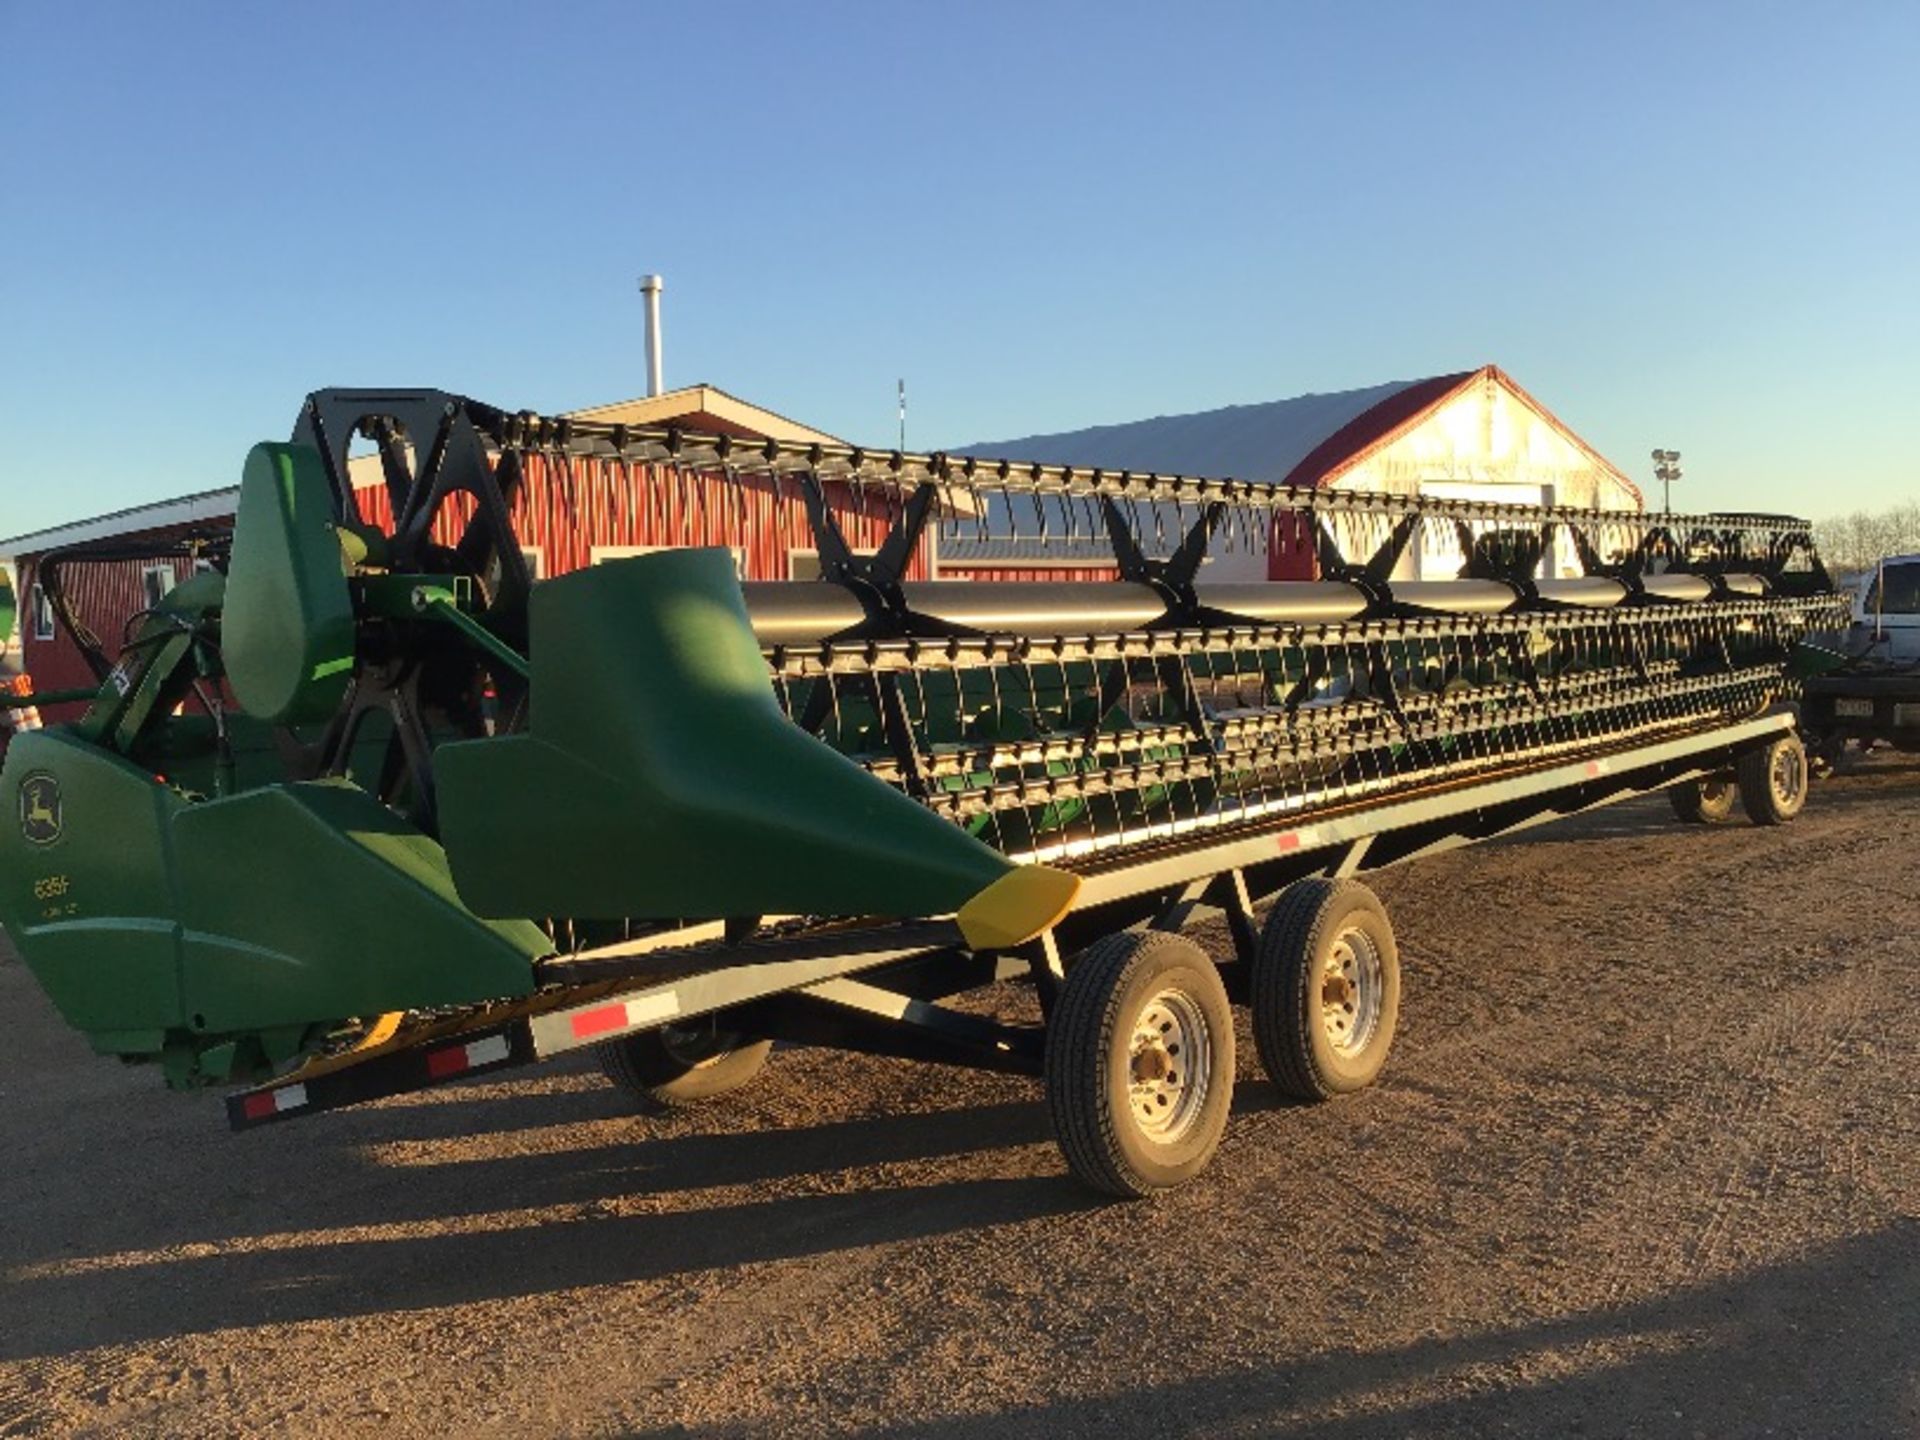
[{"xmin": 638, "ymin": 273, "xmax": 665, "ymax": 397}]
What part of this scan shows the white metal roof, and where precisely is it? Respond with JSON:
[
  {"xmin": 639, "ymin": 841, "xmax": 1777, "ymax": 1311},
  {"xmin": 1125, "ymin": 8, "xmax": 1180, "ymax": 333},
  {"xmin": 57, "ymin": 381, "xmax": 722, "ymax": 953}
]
[
  {"xmin": 0, "ymin": 487, "xmax": 240, "ymax": 560},
  {"xmin": 956, "ymin": 379, "xmax": 1425, "ymax": 483},
  {"xmin": 566, "ymin": 383, "xmax": 846, "ymax": 445}
]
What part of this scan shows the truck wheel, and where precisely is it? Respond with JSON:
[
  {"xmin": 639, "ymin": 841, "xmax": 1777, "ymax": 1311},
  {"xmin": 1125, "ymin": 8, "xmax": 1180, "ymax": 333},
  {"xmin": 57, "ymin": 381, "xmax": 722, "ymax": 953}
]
[
  {"xmin": 1045, "ymin": 930, "xmax": 1235, "ymax": 1198},
  {"xmin": 1668, "ymin": 776, "xmax": 1738, "ymax": 824},
  {"xmin": 1736, "ymin": 733, "xmax": 1809, "ymax": 826},
  {"xmin": 1252, "ymin": 878, "xmax": 1400, "ymax": 1100},
  {"xmin": 595, "ymin": 1022, "xmax": 772, "ymax": 1114}
]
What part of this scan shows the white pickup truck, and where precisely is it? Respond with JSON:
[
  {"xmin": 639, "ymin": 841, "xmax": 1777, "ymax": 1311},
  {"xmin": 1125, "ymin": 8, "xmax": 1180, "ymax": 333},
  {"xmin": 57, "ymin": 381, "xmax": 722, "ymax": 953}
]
[{"xmin": 1802, "ymin": 553, "xmax": 1920, "ymax": 753}]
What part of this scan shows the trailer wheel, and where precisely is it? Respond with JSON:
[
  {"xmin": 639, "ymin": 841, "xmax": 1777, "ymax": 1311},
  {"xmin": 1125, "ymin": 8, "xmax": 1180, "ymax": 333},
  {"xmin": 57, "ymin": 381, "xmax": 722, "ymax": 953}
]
[
  {"xmin": 595, "ymin": 1023, "xmax": 772, "ymax": 1114},
  {"xmin": 1045, "ymin": 930, "xmax": 1235, "ymax": 1198},
  {"xmin": 1736, "ymin": 732, "xmax": 1808, "ymax": 826},
  {"xmin": 1251, "ymin": 878, "xmax": 1400, "ymax": 1101},
  {"xmin": 1668, "ymin": 776, "xmax": 1738, "ymax": 824}
]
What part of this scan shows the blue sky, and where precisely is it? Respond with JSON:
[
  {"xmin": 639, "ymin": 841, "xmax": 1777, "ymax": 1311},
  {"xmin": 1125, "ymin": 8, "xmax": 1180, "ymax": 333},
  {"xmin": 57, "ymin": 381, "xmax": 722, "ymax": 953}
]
[{"xmin": 1, "ymin": 0, "xmax": 1914, "ymax": 539}]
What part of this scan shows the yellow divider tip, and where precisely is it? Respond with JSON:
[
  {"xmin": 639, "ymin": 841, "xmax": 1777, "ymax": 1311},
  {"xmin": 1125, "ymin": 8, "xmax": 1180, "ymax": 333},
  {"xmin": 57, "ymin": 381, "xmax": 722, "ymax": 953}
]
[
  {"xmin": 956, "ymin": 865, "xmax": 1081, "ymax": 951},
  {"xmin": 351, "ymin": 1011, "xmax": 405, "ymax": 1053}
]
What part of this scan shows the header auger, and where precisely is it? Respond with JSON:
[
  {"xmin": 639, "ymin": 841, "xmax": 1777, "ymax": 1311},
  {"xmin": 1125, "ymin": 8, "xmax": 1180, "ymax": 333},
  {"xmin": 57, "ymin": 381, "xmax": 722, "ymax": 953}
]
[{"xmin": 0, "ymin": 388, "xmax": 1850, "ymax": 1194}]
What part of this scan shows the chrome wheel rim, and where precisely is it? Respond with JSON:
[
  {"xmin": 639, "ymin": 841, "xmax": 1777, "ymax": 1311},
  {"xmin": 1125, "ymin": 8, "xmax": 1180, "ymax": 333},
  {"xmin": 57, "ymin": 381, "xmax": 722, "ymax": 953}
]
[
  {"xmin": 1320, "ymin": 928, "xmax": 1384, "ymax": 1057},
  {"xmin": 1771, "ymin": 745, "xmax": 1805, "ymax": 806},
  {"xmin": 1128, "ymin": 988, "xmax": 1212, "ymax": 1141}
]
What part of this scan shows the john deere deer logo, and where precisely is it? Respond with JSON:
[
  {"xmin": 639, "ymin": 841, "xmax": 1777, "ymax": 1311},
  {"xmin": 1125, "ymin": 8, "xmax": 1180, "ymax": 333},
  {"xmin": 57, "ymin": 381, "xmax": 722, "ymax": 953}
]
[{"xmin": 19, "ymin": 774, "xmax": 61, "ymax": 845}]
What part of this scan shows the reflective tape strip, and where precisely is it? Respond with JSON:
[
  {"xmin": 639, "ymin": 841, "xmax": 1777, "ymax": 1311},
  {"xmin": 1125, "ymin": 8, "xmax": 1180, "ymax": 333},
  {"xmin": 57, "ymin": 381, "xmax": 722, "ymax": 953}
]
[
  {"xmin": 425, "ymin": 1033, "xmax": 513, "ymax": 1079},
  {"xmin": 1275, "ymin": 827, "xmax": 1318, "ymax": 853},
  {"xmin": 567, "ymin": 989, "xmax": 681, "ymax": 1042},
  {"xmin": 569, "ymin": 1003, "xmax": 630, "ymax": 1041},
  {"xmin": 466, "ymin": 1033, "xmax": 511, "ymax": 1066},
  {"xmin": 240, "ymin": 1082, "xmax": 308, "ymax": 1121}
]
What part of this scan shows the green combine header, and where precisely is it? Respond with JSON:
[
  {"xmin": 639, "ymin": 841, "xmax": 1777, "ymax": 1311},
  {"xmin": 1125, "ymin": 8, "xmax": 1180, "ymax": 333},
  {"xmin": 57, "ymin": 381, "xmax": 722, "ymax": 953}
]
[{"xmin": 0, "ymin": 389, "xmax": 1848, "ymax": 1194}]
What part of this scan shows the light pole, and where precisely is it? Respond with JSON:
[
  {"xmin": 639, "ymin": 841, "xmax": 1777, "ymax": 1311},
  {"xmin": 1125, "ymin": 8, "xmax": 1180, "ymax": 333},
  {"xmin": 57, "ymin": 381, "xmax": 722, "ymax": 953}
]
[{"xmin": 1651, "ymin": 449, "xmax": 1682, "ymax": 516}]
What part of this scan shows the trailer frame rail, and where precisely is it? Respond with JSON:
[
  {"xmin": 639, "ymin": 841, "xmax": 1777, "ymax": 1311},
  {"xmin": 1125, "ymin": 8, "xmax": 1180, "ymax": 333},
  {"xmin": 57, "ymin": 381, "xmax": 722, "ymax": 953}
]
[{"xmin": 225, "ymin": 709, "xmax": 1793, "ymax": 1133}]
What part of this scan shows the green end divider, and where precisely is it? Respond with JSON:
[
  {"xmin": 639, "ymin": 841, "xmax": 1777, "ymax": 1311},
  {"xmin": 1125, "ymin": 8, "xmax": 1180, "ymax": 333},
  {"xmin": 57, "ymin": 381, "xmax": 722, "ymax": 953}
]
[{"xmin": 436, "ymin": 548, "xmax": 1020, "ymax": 924}]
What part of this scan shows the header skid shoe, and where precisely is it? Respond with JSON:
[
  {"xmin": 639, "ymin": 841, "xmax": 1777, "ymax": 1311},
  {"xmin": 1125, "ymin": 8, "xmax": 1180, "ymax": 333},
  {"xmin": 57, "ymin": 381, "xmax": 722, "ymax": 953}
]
[{"xmin": 436, "ymin": 547, "xmax": 1074, "ymax": 940}]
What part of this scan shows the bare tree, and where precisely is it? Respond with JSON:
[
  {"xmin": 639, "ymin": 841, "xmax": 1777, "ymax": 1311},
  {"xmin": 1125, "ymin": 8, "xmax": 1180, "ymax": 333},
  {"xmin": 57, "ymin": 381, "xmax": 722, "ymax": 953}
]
[{"xmin": 1816, "ymin": 501, "xmax": 1920, "ymax": 574}]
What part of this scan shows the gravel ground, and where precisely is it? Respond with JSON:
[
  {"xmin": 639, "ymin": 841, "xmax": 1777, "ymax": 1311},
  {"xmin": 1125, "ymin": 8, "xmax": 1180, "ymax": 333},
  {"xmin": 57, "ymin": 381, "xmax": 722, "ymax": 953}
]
[{"xmin": 1, "ymin": 755, "xmax": 1916, "ymax": 1438}]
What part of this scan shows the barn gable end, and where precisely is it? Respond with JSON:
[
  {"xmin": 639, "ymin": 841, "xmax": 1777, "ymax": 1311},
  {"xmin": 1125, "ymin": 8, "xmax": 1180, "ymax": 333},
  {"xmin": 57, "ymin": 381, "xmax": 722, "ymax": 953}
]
[{"xmin": 948, "ymin": 365, "xmax": 1640, "ymax": 582}]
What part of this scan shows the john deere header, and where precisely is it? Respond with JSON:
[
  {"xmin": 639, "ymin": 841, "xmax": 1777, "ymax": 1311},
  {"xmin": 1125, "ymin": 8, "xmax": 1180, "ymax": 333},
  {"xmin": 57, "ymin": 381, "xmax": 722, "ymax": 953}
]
[{"xmin": 0, "ymin": 389, "xmax": 1845, "ymax": 1089}]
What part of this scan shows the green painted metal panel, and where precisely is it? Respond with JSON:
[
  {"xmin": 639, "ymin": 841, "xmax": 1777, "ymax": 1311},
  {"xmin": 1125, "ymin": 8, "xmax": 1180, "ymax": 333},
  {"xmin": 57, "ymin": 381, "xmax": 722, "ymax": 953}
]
[
  {"xmin": 172, "ymin": 779, "xmax": 549, "ymax": 1033},
  {"xmin": 223, "ymin": 442, "xmax": 356, "ymax": 725},
  {"xmin": 0, "ymin": 730, "xmax": 188, "ymax": 1038},
  {"xmin": 0, "ymin": 731, "xmax": 546, "ymax": 1073},
  {"xmin": 138, "ymin": 711, "xmax": 288, "ymax": 798},
  {"xmin": 436, "ymin": 547, "xmax": 1012, "ymax": 922}
]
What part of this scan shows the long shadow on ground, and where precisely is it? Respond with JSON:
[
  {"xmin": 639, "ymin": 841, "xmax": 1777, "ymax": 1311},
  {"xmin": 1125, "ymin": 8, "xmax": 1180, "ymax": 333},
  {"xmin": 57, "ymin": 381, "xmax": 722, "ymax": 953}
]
[{"xmin": 652, "ymin": 1221, "xmax": 1920, "ymax": 1440}]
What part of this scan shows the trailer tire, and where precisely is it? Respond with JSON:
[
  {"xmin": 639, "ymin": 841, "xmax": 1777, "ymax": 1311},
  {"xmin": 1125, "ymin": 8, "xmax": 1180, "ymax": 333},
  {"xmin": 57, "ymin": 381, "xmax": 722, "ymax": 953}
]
[
  {"xmin": 1045, "ymin": 930, "xmax": 1235, "ymax": 1199},
  {"xmin": 595, "ymin": 1024, "xmax": 772, "ymax": 1114},
  {"xmin": 1737, "ymin": 732, "xmax": 1808, "ymax": 826},
  {"xmin": 1252, "ymin": 878, "xmax": 1400, "ymax": 1101},
  {"xmin": 1668, "ymin": 776, "xmax": 1738, "ymax": 824}
]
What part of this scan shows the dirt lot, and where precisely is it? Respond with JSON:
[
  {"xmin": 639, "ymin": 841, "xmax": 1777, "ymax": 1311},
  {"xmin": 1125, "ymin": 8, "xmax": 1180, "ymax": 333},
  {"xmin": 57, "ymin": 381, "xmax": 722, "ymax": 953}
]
[{"xmin": 1, "ymin": 756, "xmax": 1916, "ymax": 1438}]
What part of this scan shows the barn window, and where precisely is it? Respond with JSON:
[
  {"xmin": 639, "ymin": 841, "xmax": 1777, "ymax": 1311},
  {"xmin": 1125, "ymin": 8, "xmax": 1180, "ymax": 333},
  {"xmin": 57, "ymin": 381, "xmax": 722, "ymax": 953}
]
[
  {"xmin": 788, "ymin": 547, "xmax": 877, "ymax": 580},
  {"xmin": 141, "ymin": 564, "xmax": 176, "ymax": 612},
  {"xmin": 591, "ymin": 544, "xmax": 746, "ymax": 578},
  {"xmin": 30, "ymin": 582, "xmax": 54, "ymax": 641}
]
